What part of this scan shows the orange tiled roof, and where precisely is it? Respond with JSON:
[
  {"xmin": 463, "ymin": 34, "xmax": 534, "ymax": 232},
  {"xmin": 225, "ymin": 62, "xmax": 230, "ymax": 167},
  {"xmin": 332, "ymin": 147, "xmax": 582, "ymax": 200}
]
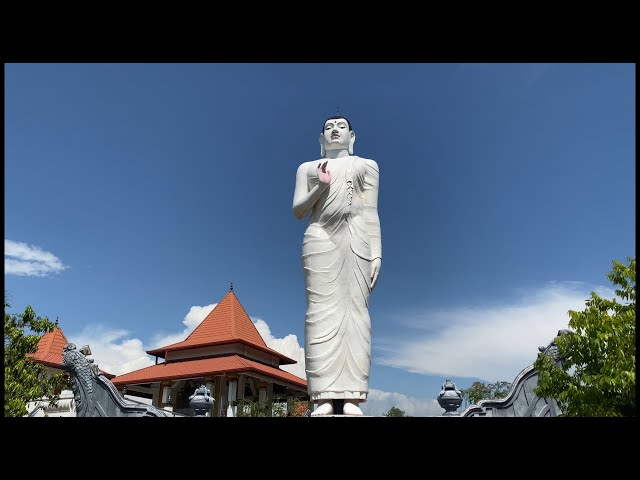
[
  {"xmin": 147, "ymin": 291, "xmax": 295, "ymax": 364},
  {"xmin": 28, "ymin": 324, "xmax": 115, "ymax": 378},
  {"xmin": 111, "ymin": 355, "xmax": 307, "ymax": 389},
  {"xmin": 28, "ymin": 325, "xmax": 69, "ymax": 367}
]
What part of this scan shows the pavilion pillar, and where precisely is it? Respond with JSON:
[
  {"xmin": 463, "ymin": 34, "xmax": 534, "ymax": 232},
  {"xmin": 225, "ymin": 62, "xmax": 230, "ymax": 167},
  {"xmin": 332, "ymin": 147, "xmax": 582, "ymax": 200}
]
[
  {"xmin": 161, "ymin": 382, "xmax": 174, "ymax": 412},
  {"xmin": 267, "ymin": 382, "xmax": 274, "ymax": 401},
  {"xmin": 257, "ymin": 381, "xmax": 268, "ymax": 406},
  {"xmin": 151, "ymin": 384, "xmax": 161, "ymax": 408},
  {"xmin": 213, "ymin": 376, "xmax": 223, "ymax": 417},
  {"xmin": 227, "ymin": 375, "xmax": 239, "ymax": 417},
  {"xmin": 204, "ymin": 381, "xmax": 214, "ymax": 416},
  {"xmin": 237, "ymin": 375, "xmax": 246, "ymax": 401},
  {"xmin": 205, "ymin": 381, "xmax": 214, "ymax": 399}
]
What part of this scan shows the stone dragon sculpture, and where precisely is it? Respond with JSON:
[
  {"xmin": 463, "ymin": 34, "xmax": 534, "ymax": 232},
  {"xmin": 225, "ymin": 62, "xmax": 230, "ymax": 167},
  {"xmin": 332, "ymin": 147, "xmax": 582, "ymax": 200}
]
[{"xmin": 61, "ymin": 343, "xmax": 166, "ymax": 417}]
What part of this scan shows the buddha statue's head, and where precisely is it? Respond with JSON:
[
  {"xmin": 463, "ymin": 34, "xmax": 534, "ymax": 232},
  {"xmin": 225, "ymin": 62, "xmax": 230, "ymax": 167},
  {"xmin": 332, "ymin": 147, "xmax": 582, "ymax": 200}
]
[{"xmin": 320, "ymin": 116, "xmax": 355, "ymax": 157}]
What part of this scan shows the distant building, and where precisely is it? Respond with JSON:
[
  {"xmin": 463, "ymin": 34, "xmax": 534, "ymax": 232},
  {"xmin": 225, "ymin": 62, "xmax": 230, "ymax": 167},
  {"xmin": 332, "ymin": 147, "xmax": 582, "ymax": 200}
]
[{"xmin": 111, "ymin": 288, "xmax": 308, "ymax": 416}]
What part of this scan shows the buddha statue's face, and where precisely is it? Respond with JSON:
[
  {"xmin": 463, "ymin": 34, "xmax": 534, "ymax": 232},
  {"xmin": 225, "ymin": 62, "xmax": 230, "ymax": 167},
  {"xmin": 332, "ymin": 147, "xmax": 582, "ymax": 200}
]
[{"xmin": 322, "ymin": 117, "xmax": 353, "ymax": 151}]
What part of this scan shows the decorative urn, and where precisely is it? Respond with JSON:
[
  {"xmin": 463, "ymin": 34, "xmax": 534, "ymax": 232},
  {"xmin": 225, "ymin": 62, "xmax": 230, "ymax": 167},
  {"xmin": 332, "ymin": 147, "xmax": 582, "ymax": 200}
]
[
  {"xmin": 437, "ymin": 379, "xmax": 463, "ymax": 416},
  {"xmin": 189, "ymin": 385, "xmax": 215, "ymax": 417}
]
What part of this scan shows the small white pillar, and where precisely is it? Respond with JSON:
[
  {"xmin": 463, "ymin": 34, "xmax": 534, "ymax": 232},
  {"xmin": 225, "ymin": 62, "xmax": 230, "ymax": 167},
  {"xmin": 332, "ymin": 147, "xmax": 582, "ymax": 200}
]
[
  {"xmin": 227, "ymin": 380, "xmax": 238, "ymax": 417},
  {"xmin": 205, "ymin": 382, "xmax": 215, "ymax": 417},
  {"xmin": 162, "ymin": 386, "xmax": 171, "ymax": 404}
]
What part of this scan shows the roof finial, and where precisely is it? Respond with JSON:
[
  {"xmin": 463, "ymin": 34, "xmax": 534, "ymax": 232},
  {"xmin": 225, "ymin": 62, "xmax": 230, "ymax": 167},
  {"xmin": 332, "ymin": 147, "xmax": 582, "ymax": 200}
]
[
  {"xmin": 55, "ymin": 316, "xmax": 59, "ymax": 326},
  {"xmin": 230, "ymin": 282, "xmax": 233, "ymax": 291}
]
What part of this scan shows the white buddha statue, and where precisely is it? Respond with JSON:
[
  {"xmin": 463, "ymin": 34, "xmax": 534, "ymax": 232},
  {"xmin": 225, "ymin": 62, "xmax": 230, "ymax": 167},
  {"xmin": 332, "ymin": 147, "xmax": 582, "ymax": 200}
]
[{"xmin": 292, "ymin": 116, "xmax": 382, "ymax": 416}]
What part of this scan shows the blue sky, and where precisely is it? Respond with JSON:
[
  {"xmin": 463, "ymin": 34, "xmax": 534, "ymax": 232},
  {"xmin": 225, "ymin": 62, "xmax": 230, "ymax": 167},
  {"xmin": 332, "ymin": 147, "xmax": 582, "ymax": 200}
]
[{"xmin": 4, "ymin": 63, "xmax": 635, "ymax": 416}]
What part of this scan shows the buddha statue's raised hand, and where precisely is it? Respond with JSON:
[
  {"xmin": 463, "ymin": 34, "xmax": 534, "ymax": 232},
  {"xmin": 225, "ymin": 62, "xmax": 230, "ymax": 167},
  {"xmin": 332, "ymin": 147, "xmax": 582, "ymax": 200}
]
[{"xmin": 317, "ymin": 161, "xmax": 331, "ymax": 186}]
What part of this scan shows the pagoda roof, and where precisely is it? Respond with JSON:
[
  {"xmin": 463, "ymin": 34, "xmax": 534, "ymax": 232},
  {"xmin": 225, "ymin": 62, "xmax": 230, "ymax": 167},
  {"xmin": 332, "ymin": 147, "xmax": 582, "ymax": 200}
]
[
  {"xmin": 28, "ymin": 324, "xmax": 69, "ymax": 368},
  {"xmin": 147, "ymin": 291, "xmax": 295, "ymax": 365},
  {"xmin": 111, "ymin": 355, "xmax": 307, "ymax": 390},
  {"xmin": 28, "ymin": 324, "xmax": 115, "ymax": 378}
]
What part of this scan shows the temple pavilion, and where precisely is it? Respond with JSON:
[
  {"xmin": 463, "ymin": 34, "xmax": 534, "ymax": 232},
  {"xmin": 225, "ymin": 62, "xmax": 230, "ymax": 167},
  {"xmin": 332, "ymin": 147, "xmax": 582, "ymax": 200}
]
[{"xmin": 111, "ymin": 288, "xmax": 308, "ymax": 416}]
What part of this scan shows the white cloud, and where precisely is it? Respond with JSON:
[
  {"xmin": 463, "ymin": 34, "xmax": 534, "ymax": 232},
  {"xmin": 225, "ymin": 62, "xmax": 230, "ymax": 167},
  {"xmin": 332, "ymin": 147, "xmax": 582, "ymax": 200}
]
[
  {"xmin": 68, "ymin": 327, "xmax": 154, "ymax": 376},
  {"xmin": 184, "ymin": 304, "xmax": 217, "ymax": 330},
  {"xmin": 361, "ymin": 389, "xmax": 442, "ymax": 417},
  {"xmin": 4, "ymin": 239, "xmax": 68, "ymax": 277},
  {"xmin": 252, "ymin": 318, "xmax": 306, "ymax": 380},
  {"xmin": 150, "ymin": 304, "xmax": 217, "ymax": 348},
  {"xmin": 376, "ymin": 282, "xmax": 613, "ymax": 382}
]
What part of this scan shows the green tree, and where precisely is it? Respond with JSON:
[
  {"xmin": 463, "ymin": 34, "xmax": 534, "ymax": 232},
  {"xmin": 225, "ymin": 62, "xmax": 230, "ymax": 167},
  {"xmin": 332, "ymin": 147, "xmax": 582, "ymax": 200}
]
[
  {"xmin": 490, "ymin": 381, "xmax": 512, "ymax": 399},
  {"xmin": 4, "ymin": 297, "xmax": 66, "ymax": 417},
  {"xmin": 383, "ymin": 406, "xmax": 406, "ymax": 417},
  {"xmin": 534, "ymin": 257, "xmax": 635, "ymax": 417},
  {"xmin": 461, "ymin": 382, "xmax": 491, "ymax": 406},
  {"xmin": 461, "ymin": 381, "xmax": 512, "ymax": 407}
]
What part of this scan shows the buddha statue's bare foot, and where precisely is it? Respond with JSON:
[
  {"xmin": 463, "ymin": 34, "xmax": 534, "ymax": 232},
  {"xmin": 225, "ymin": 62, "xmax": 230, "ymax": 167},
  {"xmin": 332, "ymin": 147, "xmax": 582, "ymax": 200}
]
[
  {"xmin": 311, "ymin": 400, "xmax": 333, "ymax": 416},
  {"xmin": 343, "ymin": 401, "xmax": 363, "ymax": 416}
]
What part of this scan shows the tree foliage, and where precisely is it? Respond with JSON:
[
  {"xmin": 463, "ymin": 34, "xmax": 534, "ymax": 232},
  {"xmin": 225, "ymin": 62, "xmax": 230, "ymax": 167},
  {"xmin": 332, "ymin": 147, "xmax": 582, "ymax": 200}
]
[
  {"xmin": 534, "ymin": 258, "xmax": 636, "ymax": 417},
  {"xmin": 383, "ymin": 406, "xmax": 407, "ymax": 417},
  {"xmin": 4, "ymin": 297, "xmax": 66, "ymax": 417},
  {"xmin": 460, "ymin": 380, "xmax": 512, "ymax": 407}
]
